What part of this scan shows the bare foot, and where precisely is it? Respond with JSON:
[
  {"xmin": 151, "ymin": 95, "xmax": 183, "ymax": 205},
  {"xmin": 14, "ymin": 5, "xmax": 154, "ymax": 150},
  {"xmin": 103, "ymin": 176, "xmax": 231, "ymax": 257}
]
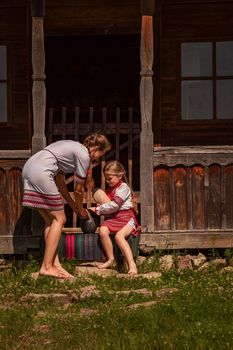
[
  {"xmin": 128, "ymin": 263, "xmax": 138, "ymax": 275},
  {"xmin": 54, "ymin": 264, "xmax": 74, "ymax": 279},
  {"xmin": 39, "ymin": 266, "xmax": 74, "ymax": 280},
  {"xmin": 98, "ymin": 259, "xmax": 116, "ymax": 269}
]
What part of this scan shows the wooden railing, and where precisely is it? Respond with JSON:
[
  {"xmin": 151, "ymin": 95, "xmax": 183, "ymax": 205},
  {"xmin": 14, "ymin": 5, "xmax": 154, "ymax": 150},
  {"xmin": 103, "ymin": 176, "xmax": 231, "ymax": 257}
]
[
  {"xmin": 47, "ymin": 106, "xmax": 141, "ymax": 232},
  {"xmin": 153, "ymin": 146, "xmax": 233, "ymax": 232}
]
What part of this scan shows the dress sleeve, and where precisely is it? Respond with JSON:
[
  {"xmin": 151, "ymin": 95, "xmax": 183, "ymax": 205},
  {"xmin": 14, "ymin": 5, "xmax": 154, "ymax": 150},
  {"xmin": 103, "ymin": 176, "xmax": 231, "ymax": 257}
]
[
  {"xmin": 74, "ymin": 146, "xmax": 90, "ymax": 184},
  {"xmin": 96, "ymin": 183, "xmax": 131, "ymax": 215}
]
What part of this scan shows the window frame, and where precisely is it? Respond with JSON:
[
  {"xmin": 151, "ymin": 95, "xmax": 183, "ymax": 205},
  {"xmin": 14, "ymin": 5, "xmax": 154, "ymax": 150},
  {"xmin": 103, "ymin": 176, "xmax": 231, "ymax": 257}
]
[
  {"xmin": 178, "ymin": 39, "xmax": 233, "ymax": 124},
  {"xmin": 0, "ymin": 42, "xmax": 12, "ymax": 127}
]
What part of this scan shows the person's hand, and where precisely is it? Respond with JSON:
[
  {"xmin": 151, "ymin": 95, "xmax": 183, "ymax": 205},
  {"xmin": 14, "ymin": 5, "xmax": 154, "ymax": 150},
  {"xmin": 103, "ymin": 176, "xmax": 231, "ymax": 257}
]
[
  {"xmin": 76, "ymin": 208, "xmax": 89, "ymax": 219},
  {"xmin": 89, "ymin": 207, "xmax": 96, "ymax": 213}
]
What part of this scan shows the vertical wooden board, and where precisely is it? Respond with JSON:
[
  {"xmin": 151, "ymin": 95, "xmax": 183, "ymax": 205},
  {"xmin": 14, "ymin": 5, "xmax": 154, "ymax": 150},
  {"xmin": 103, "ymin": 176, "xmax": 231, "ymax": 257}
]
[
  {"xmin": 154, "ymin": 167, "xmax": 170, "ymax": 230},
  {"xmin": 208, "ymin": 165, "xmax": 221, "ymax": 229},
  {"xmin": 8, "ymin": 168, "xmax": 23, "ymax": 236},
  {"xmin": 0, "ymin": 168, "xmax": 7, "ymax": 236},
  {"xmin": 173, "ymin": 166, "xmax": 188, "ymax": 230},
  {"xmin": 191, "ymin": 166, "xmax": 205, "ymax": 229},
  {"xmin": 225, "ymin": 165, "xmax": 233, "ymax": 228}
]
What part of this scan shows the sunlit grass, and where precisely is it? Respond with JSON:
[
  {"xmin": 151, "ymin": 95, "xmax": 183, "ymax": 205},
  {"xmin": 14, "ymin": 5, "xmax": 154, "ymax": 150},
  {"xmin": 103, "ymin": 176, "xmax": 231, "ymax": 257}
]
[{"xmin": 0, "ymin": 256, "xmax": 233, "ymax": 350}]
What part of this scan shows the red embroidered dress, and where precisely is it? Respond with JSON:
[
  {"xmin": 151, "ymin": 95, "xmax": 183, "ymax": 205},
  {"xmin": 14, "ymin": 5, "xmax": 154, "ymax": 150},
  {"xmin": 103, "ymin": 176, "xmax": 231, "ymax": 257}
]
[{"xmin": 96, "ymin": 181, "xmax": 140, "ymax": 236}]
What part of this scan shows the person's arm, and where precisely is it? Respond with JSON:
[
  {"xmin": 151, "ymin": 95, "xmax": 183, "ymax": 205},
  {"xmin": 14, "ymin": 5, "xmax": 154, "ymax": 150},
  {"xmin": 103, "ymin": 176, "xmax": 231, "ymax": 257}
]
[
  {"xmin": 55, "ymin": 172, "xmax": 75, "ymax": 210},
  {"xmin": 74, "ymin": 182, "xmax": 89, "ymax": 219},
  {"xmin": 56, "ymin": 172, "xmax": 88, "ymax": 218}
]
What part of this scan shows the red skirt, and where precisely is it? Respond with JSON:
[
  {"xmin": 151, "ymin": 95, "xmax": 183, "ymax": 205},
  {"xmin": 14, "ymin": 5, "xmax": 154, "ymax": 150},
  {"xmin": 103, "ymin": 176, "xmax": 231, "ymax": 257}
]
[{"xmin": 101, "ymin": 209, "xmax": 140, "ymax": 236}]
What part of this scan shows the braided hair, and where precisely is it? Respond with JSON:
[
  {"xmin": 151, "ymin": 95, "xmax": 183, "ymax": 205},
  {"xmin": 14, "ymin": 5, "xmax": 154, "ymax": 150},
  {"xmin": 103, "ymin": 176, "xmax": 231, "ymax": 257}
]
[
  {"xmin": 103, "ymin": 160, "xmax": 138, "ymax": 215},
  {"xmin": 83, "ymin": 132, "xmax": 111, "ymax": 152}
]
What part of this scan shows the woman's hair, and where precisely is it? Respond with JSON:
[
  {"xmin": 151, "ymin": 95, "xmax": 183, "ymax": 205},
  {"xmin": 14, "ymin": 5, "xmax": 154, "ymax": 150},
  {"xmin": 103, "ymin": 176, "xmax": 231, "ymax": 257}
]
[
  {"xmin": 103, "ymin": 160, "xmax": 138, "ymax": 214},
  {"xmin": 83, "ymin": 132, "xmax": 111, "ymax": 152}
]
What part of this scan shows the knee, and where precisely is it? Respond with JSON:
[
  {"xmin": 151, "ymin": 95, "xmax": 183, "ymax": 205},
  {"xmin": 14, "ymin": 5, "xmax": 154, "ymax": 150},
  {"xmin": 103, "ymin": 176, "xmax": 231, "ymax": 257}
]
[
  {"xmin": 115, "ymin": 232, "xmax": 123, "ymax": 244},
  {"xmin": 99, "ymin": 226, "xmax": 109, "ymax": 238},
  {"xmin": 53, "ymin": 213, "xmax": 66, "ymax": 226}
]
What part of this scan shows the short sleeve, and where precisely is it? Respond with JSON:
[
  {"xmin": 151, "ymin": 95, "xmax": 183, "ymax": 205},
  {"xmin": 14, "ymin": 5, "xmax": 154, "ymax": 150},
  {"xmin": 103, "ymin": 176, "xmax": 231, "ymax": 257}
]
[{"xmin": 74, "ymin": 146, "xmax": 90, "ymax": 184}]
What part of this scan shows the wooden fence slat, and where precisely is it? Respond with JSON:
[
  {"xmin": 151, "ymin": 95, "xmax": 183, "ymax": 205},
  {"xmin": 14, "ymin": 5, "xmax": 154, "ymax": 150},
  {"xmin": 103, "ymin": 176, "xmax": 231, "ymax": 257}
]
[
  {"xmin": 204, "ymin": 166, "xmax": 209, "ymax": 230},
  {"xmin": 226, "ymin": 165, "xmax": 233, "ymax": 228},
  {"xmin": 48, "ymin": 107, "xmax": 54, "ymax": 144},
  {"xmin": 74, "ymin": 106, "xmax": 80, "ymax": 141},
  {"xmin": 89, "ymin": 107, "xmax": 94, "ymax": 133},
  {"xmin": 62, "ymin": 107, "xmax": 66, "ymax": 140},
  {"xmin": 221, "ymin": 165, "xmax": 226, "ymax": 229},
  {"xmin": 209, "ymin": 165, "xmax": 221, "ymax": 229},
  {"xmin": 169, "ymin": 168, "xmax": 175, "ymax": 231},
  {"xmin": 174, "ymin": 167, "xmax": 188, "ymax": 230},
  {"xmin": 186, "ymin": 167, "xmax": 193, "ymax": 230},
  {"xmin": 116, "ymin": 107, "xmax": 120, "ymax": 160},
  {"xmin": 191, "ymin": 166, "xmax": 205, "ymax": 229},
  {"xmin": 128, "ymin": 107, "xmax": 133, "ymax": 185}
]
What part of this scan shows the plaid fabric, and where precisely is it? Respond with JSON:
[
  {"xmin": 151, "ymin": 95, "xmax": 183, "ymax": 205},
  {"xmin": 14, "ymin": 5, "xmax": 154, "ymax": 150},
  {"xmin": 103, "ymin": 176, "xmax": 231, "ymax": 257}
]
[{"xmin": 40, "ymin": 233, "xmax": 140, "ymax": 261}]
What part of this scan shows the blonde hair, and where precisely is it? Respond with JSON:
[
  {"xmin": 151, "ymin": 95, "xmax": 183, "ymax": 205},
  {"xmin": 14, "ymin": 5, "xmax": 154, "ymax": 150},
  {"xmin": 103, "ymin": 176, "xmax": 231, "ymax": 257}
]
[
  {"xmin": 103, "ymin": 160, "xmax": 138, "ymax": 214},
  {"xmin": 83, "ymin": 132, "xmax": 111, "ymax": 152}
]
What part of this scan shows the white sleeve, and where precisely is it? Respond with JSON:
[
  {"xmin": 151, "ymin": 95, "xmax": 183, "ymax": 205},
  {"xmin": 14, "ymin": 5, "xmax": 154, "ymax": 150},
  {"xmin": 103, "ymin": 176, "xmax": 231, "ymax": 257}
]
[
  {"xmin": 74, "ymin": 146, "xmax": 90, "ymax": 184},
  {"xmin": 96, "ymin": 183, "xmax": 131, "ymax": 215}
]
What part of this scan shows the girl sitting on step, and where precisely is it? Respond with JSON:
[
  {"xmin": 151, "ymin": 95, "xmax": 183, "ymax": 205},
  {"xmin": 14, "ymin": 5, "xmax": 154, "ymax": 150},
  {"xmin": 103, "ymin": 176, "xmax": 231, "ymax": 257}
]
[{"xmin": 90, "ymin": 160, "xmax": 140, "ymax": 275}]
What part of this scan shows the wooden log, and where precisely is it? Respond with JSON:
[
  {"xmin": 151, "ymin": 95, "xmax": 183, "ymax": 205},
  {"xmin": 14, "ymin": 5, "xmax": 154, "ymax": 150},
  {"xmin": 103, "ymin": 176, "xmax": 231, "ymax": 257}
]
[
  {"xmin": 140, "ymin": 232, "xmax": 233, "ymax": 250},
  {"xmin": 140, "ymin": 15, "xmax": 154, "ymax": 232},
  {"xmin": 31, "ymin": 14, "xmax": 46, "ymax": 154}
]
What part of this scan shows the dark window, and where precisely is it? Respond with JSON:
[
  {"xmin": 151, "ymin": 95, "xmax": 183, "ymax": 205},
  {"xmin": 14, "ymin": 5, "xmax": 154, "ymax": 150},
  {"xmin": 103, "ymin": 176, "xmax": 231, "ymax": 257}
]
[{"xmin": 181, "ymin": 41, "xmax": 233, "ymax": 120}]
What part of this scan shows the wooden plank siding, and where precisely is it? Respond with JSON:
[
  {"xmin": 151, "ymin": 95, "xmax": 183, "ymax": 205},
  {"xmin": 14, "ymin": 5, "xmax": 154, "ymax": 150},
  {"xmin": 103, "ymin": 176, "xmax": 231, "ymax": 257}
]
[
  {"xmin": 0, "ymin": 158, "xmax": 40, "ymax": 254},
  {"xmin": 157, "ymin": 0, "xmax": 233, "ymax": 146},
  {"xmin": 140, "ymin": 146, "xmax": 233, "ymax": 249},
  {"xmin": 0, "ymin": 3, "xmax": 31, "ymax": 150}
]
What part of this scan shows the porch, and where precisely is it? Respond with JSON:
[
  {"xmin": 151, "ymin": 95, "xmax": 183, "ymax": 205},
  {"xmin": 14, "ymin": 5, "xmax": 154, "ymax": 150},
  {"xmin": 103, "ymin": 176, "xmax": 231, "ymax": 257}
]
[{"xmin": 1, "ymin": 144, "xmax": 233, "ymax": 255}]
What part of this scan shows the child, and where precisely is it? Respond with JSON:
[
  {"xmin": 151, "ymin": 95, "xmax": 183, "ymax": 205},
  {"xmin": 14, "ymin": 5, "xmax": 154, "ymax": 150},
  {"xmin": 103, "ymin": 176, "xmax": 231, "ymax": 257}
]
[
  {"xmin": 22, "ymin": 132, "xmax": 111, "ymax": 279},
  {"xmin": 91, "ymin": 160, "xmax": 140, "ymax": 275}
]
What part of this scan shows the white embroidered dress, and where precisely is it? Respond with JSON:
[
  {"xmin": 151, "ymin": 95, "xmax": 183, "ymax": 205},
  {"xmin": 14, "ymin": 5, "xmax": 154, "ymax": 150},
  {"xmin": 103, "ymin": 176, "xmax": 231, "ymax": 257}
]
[{"xmin": 22, "ymin": 140, "xmax": 90, "ymax": 211}]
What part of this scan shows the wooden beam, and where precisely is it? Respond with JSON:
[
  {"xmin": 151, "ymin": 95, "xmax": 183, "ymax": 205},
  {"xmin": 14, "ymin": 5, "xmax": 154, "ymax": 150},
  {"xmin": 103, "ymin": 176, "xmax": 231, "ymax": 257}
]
[
  {"xmin": 0, "ymin": 236, "xmax": 40, "ymax": 254},
  {"xmin": 140, "ymin": 14, "xmax": 154, "ymax": 232},
  {"xmin": 140, "ymin": 0, "xmax": 154, "ymax": 16},
  {"xmin": 31, "ymin": 0, "xmax": 44, "ymax": 17},
  {"xmin": 31, "ymin": 2, "xmax": 46, "ymax": 154},
  {"xmin": 140, "ymin": 231, "xmax": 233, "ymax": 249}
]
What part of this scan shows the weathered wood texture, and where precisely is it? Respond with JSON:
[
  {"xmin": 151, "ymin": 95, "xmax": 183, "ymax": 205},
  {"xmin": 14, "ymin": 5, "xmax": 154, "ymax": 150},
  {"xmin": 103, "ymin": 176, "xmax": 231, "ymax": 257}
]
[
  {"xmin": 157, "ymin": 0, "xmax": 233, "ymax": 146},
  {"xmin": 31, "ymin": 13, "xmax": 46, "ymax": 154},
  {"xmin": 0, "ymin": 159, "xmax": 34, "ymax": 251},
  {"xmin": 0, "ymin": 4, "xmax": 31, "ymax": 149},
  {"xmin": 153, "ymin": 146, "xmax": 233, "ymax": 233},
  {"xmin": 47, "ymin": 106, "xmax": 141, "ymax": 232},
  {"xmin": 140, "ymin": 14, "xmax": 154, "ymax": 232},
  {"xmin": 44, "ymin": 0, "xmax": 141, "ymax": 36}
]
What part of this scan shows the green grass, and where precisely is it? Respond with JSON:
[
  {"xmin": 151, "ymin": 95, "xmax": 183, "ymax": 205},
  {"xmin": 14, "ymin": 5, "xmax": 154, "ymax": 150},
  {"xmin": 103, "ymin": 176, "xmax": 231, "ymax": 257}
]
[{"xmin": 0, "ymin": 259, "xmax": 233, "ymax": 350}]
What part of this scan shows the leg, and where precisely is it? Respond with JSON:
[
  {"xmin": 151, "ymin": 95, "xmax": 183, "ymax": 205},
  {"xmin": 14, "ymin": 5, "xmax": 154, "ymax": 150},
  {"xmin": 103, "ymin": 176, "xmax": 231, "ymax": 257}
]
[
  {"xmin": 37, "ymin": 208, "xmax": 73, "ymax": 279},
  {"xmin": 115, "ymin": 225, "xmax": 138, "ymax": 274},
  {"xmin": 93, "ymin": 188, "xmax": 111, "ymax": 205},
  {"xmin": 98, "ymin": 226, "xmax": 116, "ymax": 269}
]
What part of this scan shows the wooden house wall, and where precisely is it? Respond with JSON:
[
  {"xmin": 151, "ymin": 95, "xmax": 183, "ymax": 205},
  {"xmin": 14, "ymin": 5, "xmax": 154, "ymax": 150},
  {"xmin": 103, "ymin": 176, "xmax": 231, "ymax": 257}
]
[
  {"xmin": 157, "ymin": 0, "xmax": 233, "ymax": 146},
  {"xmin": 0, "ymin": 1, "xmax": 31, "ymax": 150}
]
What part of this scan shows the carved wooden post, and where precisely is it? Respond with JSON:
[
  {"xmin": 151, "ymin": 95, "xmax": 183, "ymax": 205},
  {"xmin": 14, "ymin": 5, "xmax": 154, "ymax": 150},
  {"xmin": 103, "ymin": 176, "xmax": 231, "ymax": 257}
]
[
  {"xmin": 31, "ymin": 0, "xmax": 46, "ymax": 154},
  {"xmin": 140, "ymin": 0, "xmax": 154, "ymax": 232}
]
